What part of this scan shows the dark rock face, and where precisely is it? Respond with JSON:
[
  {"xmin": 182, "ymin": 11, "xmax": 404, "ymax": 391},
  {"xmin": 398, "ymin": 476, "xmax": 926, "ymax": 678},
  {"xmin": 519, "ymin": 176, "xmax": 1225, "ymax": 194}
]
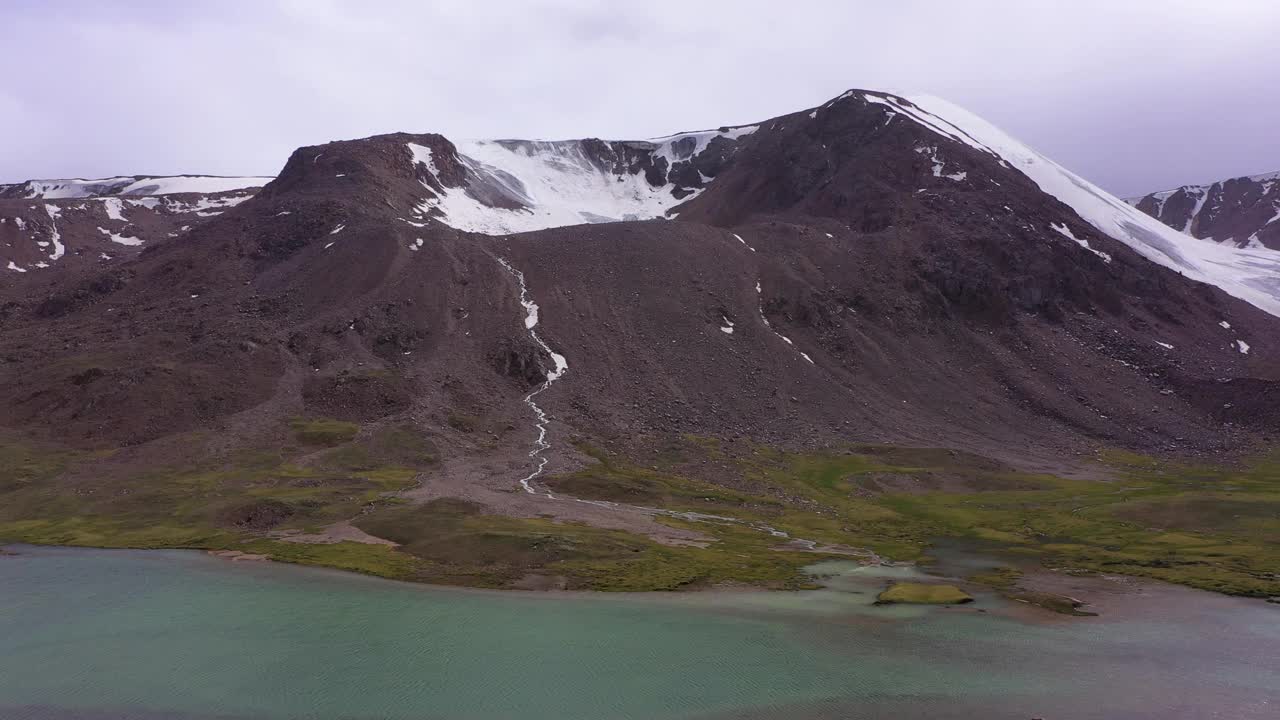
[
  {"xmin": 219, "ymin": 499, "xmax": 294, "ymax": 530},
  {"xmin": 302, "ymin": 370, "xmax": 414, "ymax": 423},
  {"xmin": 487, "ymin": 339, "xmax": 550, "ymax": 387},
  {"xmin": 1129, "ymin": 171, "xmax": 1280, "ymax": 249},
  {"xmin": 0, "ymin": 89, "xmax": 1277, "ymax": 472},
  {"xmin": 0, "ymin": 188, "xmax": 262, "ymax": 279}
]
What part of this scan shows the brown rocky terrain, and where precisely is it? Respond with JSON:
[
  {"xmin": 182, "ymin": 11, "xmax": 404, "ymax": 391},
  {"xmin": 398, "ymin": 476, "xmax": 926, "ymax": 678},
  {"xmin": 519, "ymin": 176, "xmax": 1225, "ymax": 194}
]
[
  {"xmin": 1, "ymin": 178, "xmax": 266, "ymax": 277},
  {"xmin": 5, "ymin": 92, "xmax": 1271, "ymax": 457},
  {"xmin": 2, "ymin": 90, "xmax": 1279, "ymax": 592}
]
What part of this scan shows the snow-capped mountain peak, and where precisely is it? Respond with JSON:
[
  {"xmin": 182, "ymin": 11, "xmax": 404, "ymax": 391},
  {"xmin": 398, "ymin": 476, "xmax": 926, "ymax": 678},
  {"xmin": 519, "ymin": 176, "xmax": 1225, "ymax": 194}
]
[{"xmin": 869, "ymin": 93, "xmax": 1280, "ymax": 318}]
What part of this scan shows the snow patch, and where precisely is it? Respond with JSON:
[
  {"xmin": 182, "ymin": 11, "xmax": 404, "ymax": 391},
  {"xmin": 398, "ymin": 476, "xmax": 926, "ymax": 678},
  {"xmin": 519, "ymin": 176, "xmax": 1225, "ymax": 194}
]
[
  {"xmin": 43, "ymin": 204, "xmax": 64, "ymax": 260},
  {"xmin": 756, "ymin": 281, "xmax": 814, "ymax": 364},
  {"xmin": 168, "ymin": 194, "xmax": 252, "ymax": 215},
  {"xmin": 100, "ymin": 198, "xmax": 126, "ymax": 221},
  {"xmin": 861, "ymin": 94, "xmax": 1008, "ymax": 167},
  {"xmin": 1266, "ymin": 203, "xmax": 1280, "ymax": 227},
  {"xmin": 732, "ymin": 233, "xmax": 756, "ymax": 252},
  {"xmin": 14, "ymin": 176, "xmax": 266, "ymax": 199},
  {"xmin": 412, "ymin": 140, "xmax": 699, "ymax": 235},
  {"xmin": 406, "ymin": 125, "xmax": 756, "ymax": 236},
  {"xmin": 6, "ymin": 261, "xmax": 26, "ymax": 273},
  {"xmin": 97, "ymin": 227, "xmax": 142, "ymax": 246},
  {"xmin": 407, "ymin": 143, "xmax": 439, "ymax": 176},
  {"xmin": 720, "ymin": 316, "xmax": 735, "ymax": 334},
  {"xmin": 649, "ymin": 124, "xmax": 758, "ymax": 167},
  {"xmin": 914, "ymin": 145, "xmax": 967, "ymax": 181},
  {"xmin": 119, "ymin": 176, "xmax": 270, "ymax": 196},
  {"xmin": 1183, "ymin": 189, "xmax": 1209, "ymax": 233},
  {"xmin": 1155, "ymin": 341, "xmax": 1174, "ymax": 349},
  {"xmin": 1237, "ymin": 339, "xmax": 1250, "ymax": 354},
  {"xmin": 1051, "ymin": 222, "xmax": 1111, "ymax": 264}
]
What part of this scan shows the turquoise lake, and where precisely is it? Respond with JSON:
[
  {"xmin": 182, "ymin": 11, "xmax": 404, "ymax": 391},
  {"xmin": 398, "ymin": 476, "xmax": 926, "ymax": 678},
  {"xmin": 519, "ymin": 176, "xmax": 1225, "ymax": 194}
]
[{"xmin": 1, "ymin": 546, "xmax": 1277, "ymax": 719}]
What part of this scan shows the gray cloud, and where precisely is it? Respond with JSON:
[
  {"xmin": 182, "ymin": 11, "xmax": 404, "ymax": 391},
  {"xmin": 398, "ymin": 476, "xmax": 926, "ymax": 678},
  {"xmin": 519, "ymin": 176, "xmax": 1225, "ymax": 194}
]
[{"xmin": 2, "ymin": 0, "xmax": 1276, "ymax": 197}]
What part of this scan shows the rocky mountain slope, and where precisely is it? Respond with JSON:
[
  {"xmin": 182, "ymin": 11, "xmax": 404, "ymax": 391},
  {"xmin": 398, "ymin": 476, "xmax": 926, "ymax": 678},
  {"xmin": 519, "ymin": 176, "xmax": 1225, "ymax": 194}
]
[
  {"xmin": 3, "ymin": 90, "xmax": 1280, "ymax": 593},
  {"xmin": 1128, "ymin": 171, "xmax": 1280, "ymax": 250},
  {"xmin": 4, "ymin": 91, "xmax": 1279, "ymax": 456},
  {"xmin": 1, "ymin": 175, "xmax": 270, "ymax": 276}
]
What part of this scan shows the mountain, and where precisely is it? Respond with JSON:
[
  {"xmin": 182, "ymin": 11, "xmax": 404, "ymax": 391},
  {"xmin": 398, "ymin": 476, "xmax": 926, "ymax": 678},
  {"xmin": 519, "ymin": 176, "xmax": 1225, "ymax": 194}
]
[
  {"xmin": 3, "ymin": 90, "xmax": 1279, "ymax": 594},
  {"xmin": 6, "ymin": 87, "xmax": 1279, "ymax": 458},
  {"xmin": 0, "ymin": 175, "xmax": 272, "ymax": 199},
  {"xmin": 1127, "ymin": 171, "xmax": 1280, "ymax": 251},
  {"xmin": 0, "ymin": 176, "xmax": 271, "ymax": 275}
]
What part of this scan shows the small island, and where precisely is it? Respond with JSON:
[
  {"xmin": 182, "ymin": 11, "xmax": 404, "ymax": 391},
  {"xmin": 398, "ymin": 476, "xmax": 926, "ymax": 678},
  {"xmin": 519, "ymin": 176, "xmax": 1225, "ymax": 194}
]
[{"xmin": 876, "ymin": 582, "xmax": 974, "ymax": 605}]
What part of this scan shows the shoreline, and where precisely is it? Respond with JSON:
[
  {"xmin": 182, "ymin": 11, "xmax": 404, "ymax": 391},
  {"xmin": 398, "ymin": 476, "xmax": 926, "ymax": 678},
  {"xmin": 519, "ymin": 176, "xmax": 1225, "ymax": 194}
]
[
  {"xmin": 7, "ymin": 541, "xmax": 1273, "ymax": 625},
  {"xmin": 7, "ymin": 543, "xmax": 1277, "ymax": 720}
]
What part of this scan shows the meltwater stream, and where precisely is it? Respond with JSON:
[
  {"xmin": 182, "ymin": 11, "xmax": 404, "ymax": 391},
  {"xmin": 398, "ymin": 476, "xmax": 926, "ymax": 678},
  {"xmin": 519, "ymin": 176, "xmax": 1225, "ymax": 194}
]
[
  {"xmin": 494, "ymin": 256, "xmax": 868, "ymax": 558},
  {"xmin": 494, "ymin": 256, "xmax": 568, "ymax": 497}
]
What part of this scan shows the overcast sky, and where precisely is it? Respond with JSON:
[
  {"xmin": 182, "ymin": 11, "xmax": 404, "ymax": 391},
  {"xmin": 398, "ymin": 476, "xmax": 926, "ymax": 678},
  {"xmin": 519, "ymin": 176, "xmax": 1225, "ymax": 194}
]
[{"xmin": 3, "ymin": 0, "xmax": 1276, "ymax": 197}]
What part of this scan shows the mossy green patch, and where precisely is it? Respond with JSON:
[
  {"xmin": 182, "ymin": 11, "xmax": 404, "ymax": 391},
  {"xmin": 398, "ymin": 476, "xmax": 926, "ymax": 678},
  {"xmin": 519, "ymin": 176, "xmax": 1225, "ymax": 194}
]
[
  {"xmin": 290, "ymin": 417, "xmax": 360, "ymax": 446},
  {"xmin": 352, "ymin": 499, "xmax": 823, "ymax": 591},
  {"xmin": 552, "ymin": 440, "xmax": 1280, "ymax": 598},
  {"xmin": 876, "ymin": 450, "xmax": 1280, "ymax": 597},
  {"xmin": 0, "ymin": 516, "xmax": 233, "ymax": 549},
  {"xmin": 0, "ymin": 439, "xmax": 83, "ymax": 493},
  {"xmin": 967, "ymin": 566, "xmax": 1024, "ymax": 589},
  {"xmin": 237, "ymin": 539, "xmax": 417, "ymax": 579},
  {"xmin": 6, "ymin": 427, "xmax": 1280, "ymax": 598},
  {"xmin": 0, "ymin": 433, "xmax": 421, "ymax": 559},
  {"xmin": 547, "ymin": 444, "xmax": 779, "ymax": 516},
  {"xmin": 368, "ymin": 424, "xmax": 437, "ymax": 466},
  {"xmin": 446, "ymin": 413, "xmax": 480, "ymax": 434}
]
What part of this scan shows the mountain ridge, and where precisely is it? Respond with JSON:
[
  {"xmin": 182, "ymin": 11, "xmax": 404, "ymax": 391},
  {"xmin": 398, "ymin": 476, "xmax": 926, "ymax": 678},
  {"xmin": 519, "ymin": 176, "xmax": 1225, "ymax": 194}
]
[
  {"xmin": 3, "ymin": 88, "xmax": 1275, "ymax": 455},
  {"xmin": 1127, "ymin": 170, "xmax": 1280, "ymax": 250},
  {"xmin": 0, "ymin": 175, "xmax": 273, "ymax": 200},
  {"xmin": 3, "ymin": 87, "xmax": 1280, "ymax": 595}
]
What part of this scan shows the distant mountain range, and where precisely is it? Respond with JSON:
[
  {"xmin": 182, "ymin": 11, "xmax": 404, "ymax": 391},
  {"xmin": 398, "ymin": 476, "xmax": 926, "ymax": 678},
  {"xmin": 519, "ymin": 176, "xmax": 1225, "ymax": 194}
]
[
  {"xmin": 1127, "ymin": 170, "xmax": 1280, "ymax": 250},
  {"xmin": 0, "ymin": 175, "xmax": 271, "ymax": 199}
]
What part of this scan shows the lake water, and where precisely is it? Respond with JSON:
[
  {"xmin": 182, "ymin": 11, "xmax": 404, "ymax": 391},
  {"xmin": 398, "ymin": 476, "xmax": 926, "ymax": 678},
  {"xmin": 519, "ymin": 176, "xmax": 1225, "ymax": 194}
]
[{"xmin": 1, "ymin": 546, "xmax": 1277, "ymax": 719}]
